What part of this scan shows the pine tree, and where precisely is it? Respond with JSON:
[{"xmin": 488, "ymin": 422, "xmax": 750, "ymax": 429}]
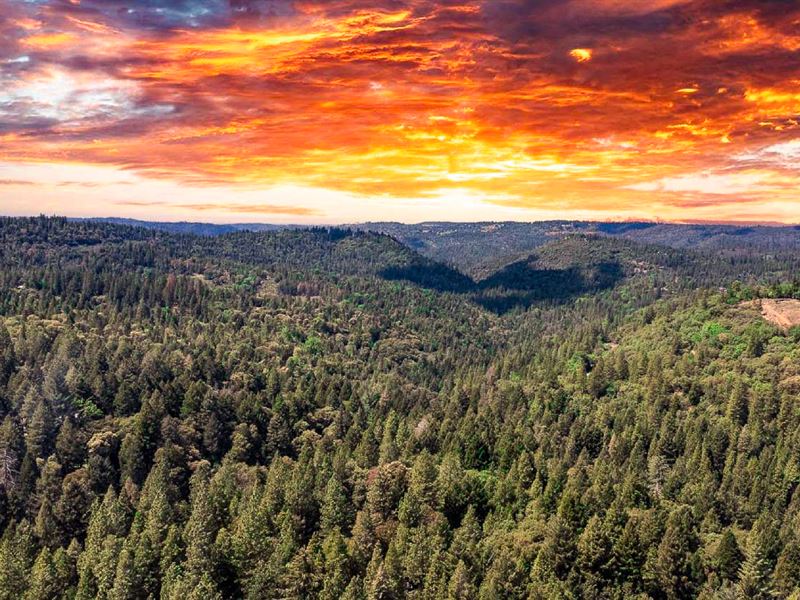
[
  {"xmin": 0, "ymin": 323, "xmax": 16, "ymax": 387},
  {"xmin": 577, "ymin": 514, "xmax": 611, "ymax": 592},
  {"xmin": 450, "ymin": 505, "xmax": 482, "ymax": 571},
  {"xmin": 55, "ymin": 418, "xmax": 87, "ymax": 472},
  {"xmin": 55, "ymin": 468, "xmax": 93, "ymax": 543},
  {"xmin": 715, "ymin": 529, "xmax": 744, "ymax": 583},
  {"xmin": 109, "ymin": 543, "xmax": 138, "ymax": 600},
  {"xmin": 320, "ymin": 531, "xmax": 350, "ymax": 600},
  {"xmin": 775, "ymin": 536, "xmax": 800, "ymax": 597},
  {"xmin": 0, "ymin": 521, "xmax": 36, "ymax": 600},
  {"xmin": 321, "ymin": 476, "xmax": 351, "ymax": 532},
  {"xmin": 726, "ymin": 380, "xmax": 749, "ymax": 427},
  {"xmin": 25, "ymin": 547, "xmax": 60, "ymax": 600},
  {"xmin": 436, "ymin": 454, "xmax": 467, "ymax": 524},
  {"xmin": 737, "ymin": 532, "xmax": 773, "ymax": 600},
  {"xmin": 25, "ymin": 401, "xmax": 53, "ymax": 460},
  {"xmin": 365, "ymin": 547, "xmax": 395, "ymax": 600},
  {"xmin": 182, "ymin": 464, "xmax": 220, "ymax": 588},
  {"xmin": 340, "ymin": 576, "xmax": 366, "ymax": 600},
  {"xmin": 653, "ymin": 507, "xmax": 700, "ymax": 600},
  {"xmin": 448, "ymin": 560, "xmax": 477, "ymax": 600}
]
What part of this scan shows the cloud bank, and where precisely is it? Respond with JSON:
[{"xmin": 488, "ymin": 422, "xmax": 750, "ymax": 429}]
[{"xmin": 1, "ymin": 0, "xmax": 799, "ymax": 221}]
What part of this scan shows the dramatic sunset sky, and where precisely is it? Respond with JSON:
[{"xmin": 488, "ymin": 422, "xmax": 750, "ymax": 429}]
[{"xmin": 1, "ymin": 0, "xmax": 799, "ymax": 223}]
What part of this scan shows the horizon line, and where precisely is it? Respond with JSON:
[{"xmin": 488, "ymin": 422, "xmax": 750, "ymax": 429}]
[{"xmin": 4, "ymin": 214, "xmax": 799, "ymax": 228}]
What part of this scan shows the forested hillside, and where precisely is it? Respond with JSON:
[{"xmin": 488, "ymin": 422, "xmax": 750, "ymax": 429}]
[
  {"xmin": 84, "ymin": 219, "xmax": 284, "ymax": 237},
  {"xmin": 354, "ymin": 222, "xmax": 800, "ymax": 276},
  {"xmin": 2, "ymin": 216, "xmax": 800, "ymax": 599},
  {"xmin": 79, "ymin": 219, "xmax": 800, "ymax": 277}
]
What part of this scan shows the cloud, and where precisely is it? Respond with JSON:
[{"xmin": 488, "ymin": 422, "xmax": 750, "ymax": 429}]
[
  {"xmin": 624, "ymin": 172, "xmax": 775, "ymax": 196},
  {"xmin": 562, "ymin": 0, "xmax": 693, "ymax": 17},
  {"xmin": 116, "ymin": 200, "xmax": 321, "ymax": 215},
  {"xmin": 57, "ymin": 180, "xmax": 133, "ymax": 187},
  {"xmin": 0, "ymin": 179, "xmax": 37, "ymax": 186},
  {"xmin": 1, "ymin": 0, "xmax": 800, "ymax": 221},
  {"xmin": 569, "ymin": 48, "xmax": 592, "ymax": 62},
  {"xmin": 736, "ymin": 139, "xmax": 800, "ymax": 168}
]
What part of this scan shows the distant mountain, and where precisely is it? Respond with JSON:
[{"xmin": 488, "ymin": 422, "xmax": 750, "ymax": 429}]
[
  {"xmin": 73, "ymin": 218, "xmax": 800, "ymax": 280},
  {"xmin": 77, "ymin": 217, "xmax": 286, "ymax": 236},
  {"xmin": 352, "ymin": 221, "xmax": 584, "ymax": 274},
  {"xmin": 353, "ymin": 221, "xmax": 800, "ymax": 275},
  {"xmin": 377, "ymin": 232, "xmax": 800, "ymax": 313}
]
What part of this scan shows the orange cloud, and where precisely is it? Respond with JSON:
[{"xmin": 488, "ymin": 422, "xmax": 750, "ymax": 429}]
[
  {"xmin": 22, "ymin": 32, "xmax": 76, "ymax": 48},
  {"xmin": 2, "ymin": 0, "xmax": 800, "ymax": 223},
  {"xmin": 116, "ymin": 200, "xmax": 321, "ymax": 216},
  {"xmin": 569, "ymin": 48, "xmax": 593, "ymax": 62}
]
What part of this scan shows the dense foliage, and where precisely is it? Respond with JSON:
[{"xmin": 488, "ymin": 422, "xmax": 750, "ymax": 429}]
[
  {"xmin": 81, "ymin": 218, "xmax": 800, "ymax": 276},
  {"xmin": 2, "ymin": 216, "xmax": 800, "ymax": 599},
  {"xmin": 354, "ymin": 221, "xmax": 800, "ymax": 276}
]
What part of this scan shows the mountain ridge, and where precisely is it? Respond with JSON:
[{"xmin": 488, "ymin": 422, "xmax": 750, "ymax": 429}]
[{"xmin": 64, "ymin": 217, "xmax": 800, "ymax": 277}]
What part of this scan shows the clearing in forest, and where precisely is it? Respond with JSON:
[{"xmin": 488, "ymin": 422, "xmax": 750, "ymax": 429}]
[{"xmin": 756, "ymin": 299, "xmax": 800, "ymax": 331}]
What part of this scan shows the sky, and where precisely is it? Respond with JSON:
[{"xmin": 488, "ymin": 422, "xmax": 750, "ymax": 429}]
[{"xmin": 1, "ymin": 0, "xmax": 799, "ymax": 224}]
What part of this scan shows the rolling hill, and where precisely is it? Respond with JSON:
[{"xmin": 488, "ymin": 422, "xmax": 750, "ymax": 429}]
[{"xmin": 2, "ymin": 216, "xmax": 800, "ymax": 599}]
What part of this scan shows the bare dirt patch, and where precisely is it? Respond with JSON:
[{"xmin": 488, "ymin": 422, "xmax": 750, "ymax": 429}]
[{"xmin": 755, "ymin": 299, "xmax": 800, "ymax": 331}]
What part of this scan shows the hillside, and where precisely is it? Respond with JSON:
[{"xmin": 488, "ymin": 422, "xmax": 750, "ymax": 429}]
[
  {"xmin": 78, "ymin": 219, "xmax": 800, "ymax": 278},
  {"xmin": 749, "ymin": 299, "xmax": 800, "ymax": 332},
  {"xmin": 355, "ymin": 221, "xmax": 800, "ymax": 276},
  {"xmin": 78, "ymin": 218, "xmax": 285, "ymax": 237},
  {"xmin": 1, "ymin": 217, "xmax": 800, "ymax": 599}
]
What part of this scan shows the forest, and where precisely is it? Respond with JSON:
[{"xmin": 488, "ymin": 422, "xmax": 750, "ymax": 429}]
[{"xmin": 2, "ymin": 215, "xmax": 800, "ymax": 599}]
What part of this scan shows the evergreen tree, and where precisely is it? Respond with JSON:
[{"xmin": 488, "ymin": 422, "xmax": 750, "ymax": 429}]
[
  {"xmin": 775, "ymin": 536, "xmax": 800, "ymax": 597},
  {"xmin": 653, "ymin": 507, "xmax": 700, "ymax": 599},
  {"xmin": 0, "ymin": 521, "xmax": 36, "ymax": 600},
  {"xmin": 737, "ymin": 531, "xmax": 774, "ymax": 600},
  {"xmin": 715, "ymin": 529, "xmax": 744, "ymax": 583}
]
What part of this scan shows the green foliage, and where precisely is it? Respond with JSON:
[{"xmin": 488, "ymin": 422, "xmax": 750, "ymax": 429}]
[{"xmin": 0, "ymin": 216, "xmax": 800, "ymax": 599}]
